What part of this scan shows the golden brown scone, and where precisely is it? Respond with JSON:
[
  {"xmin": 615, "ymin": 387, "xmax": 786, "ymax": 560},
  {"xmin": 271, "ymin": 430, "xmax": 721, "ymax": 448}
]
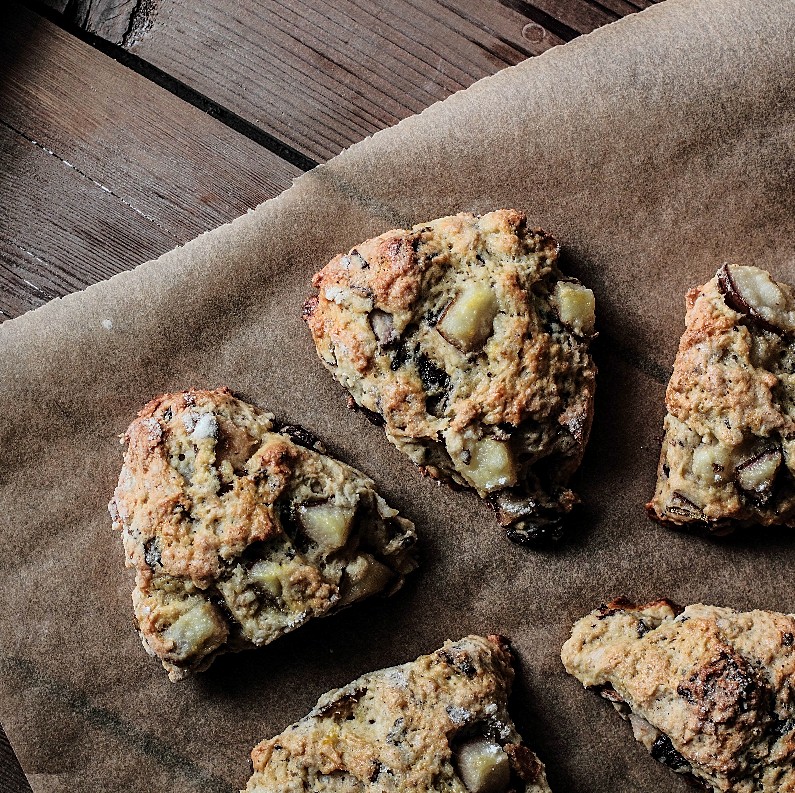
[
  {"xmin": 562, "ymin": 599, "xmax": 795, "ymax": 792},
  {"xmin": 244, "ymin": 635, "xmax": 551, "ymax": 793},
  {"xmin": 647, "ymin": 263, "xmax": 795, "ymax": 532},
  {"xmin": 303, "ymin": 210, "xmax": 596, "ymax": 543},
  {"xmin": 109, "ymin": 388, "xmax": 417, "ymax": 681}
]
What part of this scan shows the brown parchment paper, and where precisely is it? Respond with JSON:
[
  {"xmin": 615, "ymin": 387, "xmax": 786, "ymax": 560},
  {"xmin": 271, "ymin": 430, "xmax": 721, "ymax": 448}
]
[{"xmin": 2, "ymin": 1, "xmax": 795, "ymax": 790}]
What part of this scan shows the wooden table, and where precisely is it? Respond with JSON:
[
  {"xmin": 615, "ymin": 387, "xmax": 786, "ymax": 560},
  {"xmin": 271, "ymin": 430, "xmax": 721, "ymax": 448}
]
[{"xmin": 0, "ymin": 0, "xmax": 657, "ymax": 787}]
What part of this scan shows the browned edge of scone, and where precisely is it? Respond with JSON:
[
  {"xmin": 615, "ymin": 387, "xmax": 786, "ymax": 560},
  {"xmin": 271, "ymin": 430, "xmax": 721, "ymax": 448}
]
[{"xmin": 643, "ymin": 502, "xmax": 739, "ymax": 537}]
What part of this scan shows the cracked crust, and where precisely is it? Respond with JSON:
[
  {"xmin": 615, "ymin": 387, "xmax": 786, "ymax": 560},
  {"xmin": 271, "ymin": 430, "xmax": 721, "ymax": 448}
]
[
  {"xmin": 244, "ymin": 635, "xmax": 551, "ymax": 793},
  {"xmin": 303, "ymin": 210, "xmax": 596, "ymax": 543},
  {"xmin": 562, "ymin": 599, "xmax": 795, "ymax": 792},
  {"xmin": 109, "ymin": 387, "xmax": 417, "ymax": 680},
  {"xmin": 647, "ymin": 263, "xmax": 795, "ymax": 532}
]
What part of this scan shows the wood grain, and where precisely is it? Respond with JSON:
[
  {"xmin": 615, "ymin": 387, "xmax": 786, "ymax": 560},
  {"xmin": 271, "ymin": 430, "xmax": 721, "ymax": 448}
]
[
  {"xmin": 41, "ymin": 0, "xmax": 658, "ymax": 162},
  {"xmin": 0, "ymin": 724, "xmax": 28, "ymax": 793},
  {"xmin": 42, "ymin": 0, "xmax": 146, "ymax": 43},
  {"xmin": 0, "ymin": 5, "xmax": 301, "ymax": 321}
]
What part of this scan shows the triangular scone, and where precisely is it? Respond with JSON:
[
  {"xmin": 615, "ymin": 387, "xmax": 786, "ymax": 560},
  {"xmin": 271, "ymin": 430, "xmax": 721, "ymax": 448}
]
[
  {"xmin": 109, "ymin": 388, "xmax": 417, "ymax": 680},
  {"xmin": 562, "ymin": 599, "xmax": 795, "ymax": 792},
  {"xmin": 303, "ymin": 210, "xmax": 596, "ymax": 543},
  {"xmin": 647, "ymin": 264, "xmax": 795, "ymax": 532},
  {"xmin": 244, "ymin": 635, "xmax": 551, "ymax": 793}
]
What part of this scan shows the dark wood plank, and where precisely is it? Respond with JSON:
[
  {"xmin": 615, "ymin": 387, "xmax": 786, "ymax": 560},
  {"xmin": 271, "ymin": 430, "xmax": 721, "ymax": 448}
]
[
  {"xmin": 0, "ymin": 120, "xmax": 174, "ymax": 319},
  {"xmin": 0, "ymin": 4, "xmax": 302, "ymax": 321},
  {"xmin": 41, "ymin": 0, "xmax": 657, "ymax": 163},
  {"xmin": 44, "ymin": 0, "xmax": 160, "ymax": 44},
  {"xmin": 0, "ymin": 723, "xmax": 28, "ymax": 793},
  {"xmin": 126, "ymin": 0, "xmax": 554, "ymax": 161},
  {"xmin": 499, "ymin": 0, "xmax": 618, "ymax": 33}
]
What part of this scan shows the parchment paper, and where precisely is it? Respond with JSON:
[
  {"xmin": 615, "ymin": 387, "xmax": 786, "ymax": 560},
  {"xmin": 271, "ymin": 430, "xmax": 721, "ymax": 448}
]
[{"xmin": 2, "ymin": 1, "xmax": 794, "ymax": 790}]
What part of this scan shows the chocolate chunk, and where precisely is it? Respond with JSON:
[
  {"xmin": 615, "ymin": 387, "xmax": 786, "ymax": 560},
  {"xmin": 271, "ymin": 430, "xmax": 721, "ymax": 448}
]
[{"xmin": 650, "ymin": 733, "xmax": 690, "ymax": 772}]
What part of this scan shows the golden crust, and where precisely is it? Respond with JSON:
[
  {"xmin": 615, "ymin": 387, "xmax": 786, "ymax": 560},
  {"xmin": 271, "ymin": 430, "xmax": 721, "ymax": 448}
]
[
  {"xmin": 244, "ymin": 635, "xmax": 551, "ymax": 793},
  {"xmin": 668, "ymin": 281, "xmax": 789, "ymax": 442},
  {"xmin": 562, "ymin": 600, "xmax": 795, "ymax": 792},
  {"xmin": 110, "ymin": 388, "xmax": 417, "ymax": 680},
  {"xmin": 648, "ymin": 264, "xmax": 795, "ymax": 530},
  {"xmin": 304, "ymin": 210, "xmax": 597, "ymax": 543}
]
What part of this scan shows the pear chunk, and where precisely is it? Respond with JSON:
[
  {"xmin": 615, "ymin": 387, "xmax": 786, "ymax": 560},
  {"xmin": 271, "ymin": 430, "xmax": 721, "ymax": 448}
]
[
  {"xmin": 553, "ymin": 281, "xmax": 595, "ymax": 334},
  {"xmin": 342, "ymin": 555, "xmax": 394, "ymax": 604},
  {"xmin": 690, "ymin": 442, "xmax": 732, "ymax": 484},
  {"xmin": 460, "ymin": 439, "xmax": 517, "ymax": 493},
  {"xmin": 437, "ymin": 283, "xmax": 499, "ymax": 352},
  {"xmin": 162, "ymin": 601, "xmax": 226, "ymax": 661},
  {"xmin": 735, "ymin": 448, "xmax": 781, "ymax": 500},
  {"xmin": 249, "ymin": 560, "xmax": 284, "ymax": 598},
  {"xmin": 298, "ymin": 502, "xmax": 357, "ymax": 550},
  {"xmin": 718, "ymin": 263, "xmax": 795, "ymax": 333},
  {"xmin": 456, "ymin": 738, "xmax": 511, "ymax": 793}
]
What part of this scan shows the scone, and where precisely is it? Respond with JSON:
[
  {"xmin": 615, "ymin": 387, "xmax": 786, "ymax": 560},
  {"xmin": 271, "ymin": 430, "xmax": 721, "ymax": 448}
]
[
  {"xmin": 244, "ymin": 634, "xmax": 551, "ymax": 793},
  {"xmin": 109, "ymin": 387, "xmax": 417, "ymax": 680},
  {"xmin": 647, "ymin": 263, "xmax": 795, "ymax": 532},
  {"xmin": 562, "ymin": 599, "xmax": 795, "ymax": 792},
  {"xmin": 303, "ymin": 210, "xmax": 596, "ymax": 543}
]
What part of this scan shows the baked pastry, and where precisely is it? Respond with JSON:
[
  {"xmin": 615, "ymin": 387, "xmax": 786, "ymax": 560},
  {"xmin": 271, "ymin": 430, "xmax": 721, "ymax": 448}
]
[
  {"xmin": 109, "ymin": 387, "xmax": 417, "ymax": 680},
  {"xmin": 244, "ymin": 634, "xmax": 551, "ymax": 792},
  {"xmin": 561, "ymin": 599, "xmax": 795, "ymax": 792},
  {"xmin": 647, "ymin": 263, "xmax": 795, "ymax": 532},
  {"xmin": 303, "ymin": 210, "xmax": 596, "ymax": 543}
]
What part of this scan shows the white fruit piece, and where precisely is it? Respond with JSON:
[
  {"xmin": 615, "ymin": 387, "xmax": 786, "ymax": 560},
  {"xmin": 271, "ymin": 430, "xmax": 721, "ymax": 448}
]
[
  {"xmin": 690, "ymin": 441, "xmax": 733, "ymax": 484},
  {"xmin": 719, "ymin": 264, "xmax": 795, "ymax": 333},
  {"xmin": 553, "ymin": 282, "xmax": 595, "ymax": 334},
  {"xmin": 460, "ymin": 439, "xmax": 517, "ymax": 493},
  {"xmin": 249, "ymin": 560, "xmax": 284, "ymax": 598},
  {"xmin": 735, "ymin": 449, "xmax": 781, "ymax": 496},
  {"xmin": 343, "ymin": 555, "xmax": 393, "ymax": 602},
  {"xmin": 456, "ymin": 737, "xmax": 511, "ymax": 793},
  {"xmin": 298, "ymin": 503, "xmax": 357, "ymax": 550},
  {"xmin": 163, "ymin": 600, "xmax": 225, "ymax": 660},
  {"xmin": 437, "ymin": 284, "xmax": 500, "ymax": 352}
]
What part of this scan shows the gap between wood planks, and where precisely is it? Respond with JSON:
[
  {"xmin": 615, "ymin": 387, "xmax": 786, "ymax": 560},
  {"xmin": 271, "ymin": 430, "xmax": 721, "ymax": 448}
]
[
  {"xmin": 29, "ymin": 0, "xmax": 659, "ymax": 163},
  {"xmin": 0, "ymin": 5, "xmax": 302, "ymax": 320},
  {"xmin": 24, "ymin": 0, "xmax": 320, "ymax": 171}
]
